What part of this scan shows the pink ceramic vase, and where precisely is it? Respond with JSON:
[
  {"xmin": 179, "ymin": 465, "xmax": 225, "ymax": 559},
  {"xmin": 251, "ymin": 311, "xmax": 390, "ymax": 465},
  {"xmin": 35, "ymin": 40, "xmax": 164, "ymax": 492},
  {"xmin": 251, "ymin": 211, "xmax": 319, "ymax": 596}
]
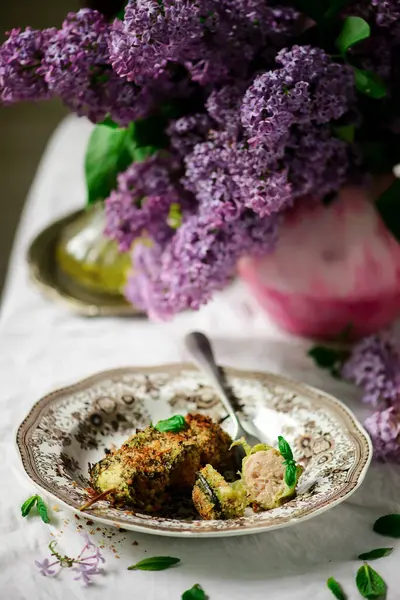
[{"xmin": 238, "ymin": 181, "xmax": 400, "ymax": 340}]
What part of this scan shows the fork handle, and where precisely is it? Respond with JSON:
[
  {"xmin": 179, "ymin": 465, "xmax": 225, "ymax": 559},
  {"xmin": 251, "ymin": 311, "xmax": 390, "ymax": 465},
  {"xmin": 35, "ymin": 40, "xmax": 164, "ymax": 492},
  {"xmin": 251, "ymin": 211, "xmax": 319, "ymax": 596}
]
[{"xmin": 184, "ymin": 331, "xmax": 247, "ymax": 438}]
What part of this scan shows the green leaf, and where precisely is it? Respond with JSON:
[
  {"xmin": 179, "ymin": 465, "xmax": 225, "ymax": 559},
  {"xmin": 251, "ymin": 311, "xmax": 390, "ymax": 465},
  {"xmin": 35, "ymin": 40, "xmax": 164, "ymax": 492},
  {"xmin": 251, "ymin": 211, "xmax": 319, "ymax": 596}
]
[
  {"xmin": 336, "ymin": 17, "xmax": 370, "ymax": 54},
  {"xmin": 277, "ymin": 436, "xmax": 293, "ymax": 462},
  {"xmin": 327, "ymin": 577, "xmax": 347, "ymax": 600},
  {"xmin": 308, "ymin": 346, "xmax": 343, "ymax": 369},
  {"xmin": 154, "ymin": 415, "xmax": 188, "ymax": 433},
  {"xmin": 21, "ymin": 495, "xmax": 38, "ymax": 517},
  {"xmin": 358, "ymin": 548, "xmax": 393, "ymax": 561},
  {"xmin": 333, "ymin": 125, "xmax": 355, "ymax": 144},
  {"xmin": 375, "ymin": 180, "xmax": 400, "ymax": 243},
  {"xmin": 99, "ymin": 115, "xmax": 121, "ymax": 129},
  {"xmin": 284, "ymin": 462, "xmax": 297, "ymax": 488},
  {"xmin": 182, "ymin": 584, "xmax": 207, "ymax": 600},
  {"xmin": 356, "ymin": 563, "xmax": 387, "ymax": 598},
  {"xmin": 85, "ymin": 124, "xmax": 134, "ymax": 205},
  {"xmin": 128, "ymin": 556, "xmax": 180, "ymax": 571},
  {"xmin": 36, "ymin": 497, "xmax": 50, "ymax": 523},
  {"xmin": 353, "ymin": 68, "xmax": 387, "ymax": 99},
  {"xmin": 373, "ymin": 514, "xmax": 400, "ymax": 537},
  {"xmin": 167, "ymin": 203, "xmax": 183, "ymax": 229}
]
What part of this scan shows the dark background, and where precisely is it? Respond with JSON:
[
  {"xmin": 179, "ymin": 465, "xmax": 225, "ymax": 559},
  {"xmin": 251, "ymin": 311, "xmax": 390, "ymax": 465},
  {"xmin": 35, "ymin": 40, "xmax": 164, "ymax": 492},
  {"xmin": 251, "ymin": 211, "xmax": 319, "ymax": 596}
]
[{"xmin": 0, "ymin": 2, "xmax": 80, "ymax": 293}]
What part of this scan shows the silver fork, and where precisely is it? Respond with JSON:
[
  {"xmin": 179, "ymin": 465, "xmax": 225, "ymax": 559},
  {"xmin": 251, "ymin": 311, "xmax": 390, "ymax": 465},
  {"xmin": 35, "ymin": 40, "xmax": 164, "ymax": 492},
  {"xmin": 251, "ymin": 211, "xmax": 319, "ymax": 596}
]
[{"xmin": 184, "ymin": 331, "xmax": 261, "ymax": 465}]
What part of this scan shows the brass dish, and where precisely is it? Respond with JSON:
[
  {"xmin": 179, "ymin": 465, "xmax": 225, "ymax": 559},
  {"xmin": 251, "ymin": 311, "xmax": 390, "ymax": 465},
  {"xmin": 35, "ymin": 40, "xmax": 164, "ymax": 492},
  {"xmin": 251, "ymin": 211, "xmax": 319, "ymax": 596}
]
[{"xmin": 27, "ymin": 210, "xmax": 143, "ymax": 317}]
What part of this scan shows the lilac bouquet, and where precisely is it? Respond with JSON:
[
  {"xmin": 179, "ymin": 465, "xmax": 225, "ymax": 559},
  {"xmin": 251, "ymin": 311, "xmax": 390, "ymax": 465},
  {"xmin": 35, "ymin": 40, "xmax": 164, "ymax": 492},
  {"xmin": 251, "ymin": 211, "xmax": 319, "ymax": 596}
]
[{"xmin": 1, "ymin": 1, "xmax": 400, "ymax": 319}]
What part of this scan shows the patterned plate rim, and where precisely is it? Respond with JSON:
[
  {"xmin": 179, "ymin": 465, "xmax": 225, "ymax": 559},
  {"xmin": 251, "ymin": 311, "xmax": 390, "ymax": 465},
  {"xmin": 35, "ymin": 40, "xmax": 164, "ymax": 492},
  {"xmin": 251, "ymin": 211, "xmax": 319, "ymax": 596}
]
[{"xmin": 16, "ymin": 364, "xmax": 373, "ymax": 538}]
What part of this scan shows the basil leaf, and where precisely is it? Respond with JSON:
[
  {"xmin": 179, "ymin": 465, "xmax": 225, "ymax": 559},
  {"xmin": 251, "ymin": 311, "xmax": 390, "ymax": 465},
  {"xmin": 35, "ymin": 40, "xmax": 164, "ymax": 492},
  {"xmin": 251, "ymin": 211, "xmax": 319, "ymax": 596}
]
[
  {"xmin": 353, "ymin": 68, "xmax": 387, "ymax": 99},
  {"xmin": 128, "ymin": 556, "xmax": 180, "ymax": 571},
  {"xmin": 278, "ymin": 436, "xmax": 293, "ymax": 461},
  {"xmin": 155, "ymin": 415, "xmax": 187, "ymax": 433},
  {"xmin": 358, "ymin": 548, "xmax": 393, "ymax": 561},
  {"xmin": 336, "ymin": 17, "xmax": 370, "ymax": 54},
  {"xmin": 36, "ymin": 497, "xmax": 50, "ymax": 524},
  {"xmin": 85, "ymin": 124, "xmax": 133, "ymax": 205},
  {"xmin": 375, "ymin": 180, "xmax": 400, "ymax": 243},
  {"xmin": 21, "ymin": 495, "xmax": 38, "ymax": 517},
  {"xmin": 373, "ymin": 514, "xmax": 400, "ymax": 537},
  {"xmin": 356, "ymin": 564, "xmax": 387, "ymax": 598},
  {"xmin": 284, "ymin": 462, "xmax": 297, "ymax": 488},
  {"xmin": 182, "ymin": 584, "xmax": 207, "ymax": 600},
  {"xmin": 327, "ymin": 577, "xmax": 347, "ymax": 600}
]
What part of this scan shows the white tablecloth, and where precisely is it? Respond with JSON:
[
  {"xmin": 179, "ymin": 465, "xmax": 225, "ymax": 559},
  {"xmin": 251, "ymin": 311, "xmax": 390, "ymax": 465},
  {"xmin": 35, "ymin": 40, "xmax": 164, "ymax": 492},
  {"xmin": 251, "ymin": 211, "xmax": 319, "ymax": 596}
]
[{"xmin": 1, "ymin": 115, "xmax": 400, "ymax": 600}]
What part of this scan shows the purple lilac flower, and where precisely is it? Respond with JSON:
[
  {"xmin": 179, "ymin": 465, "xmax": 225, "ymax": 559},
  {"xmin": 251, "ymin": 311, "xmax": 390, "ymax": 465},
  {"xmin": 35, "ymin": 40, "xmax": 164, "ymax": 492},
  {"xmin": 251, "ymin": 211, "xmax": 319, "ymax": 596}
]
[
  {"xmin": 0, "ymin": 27, "xmax": 56, "ymax": 103},
  {"xmin": 286, "ymin": 124, "xmax": 352, "ymax": 199},
  {"xmin": 183, "ymin": 132, "xmax": 293, "ymax": 222},
  {"xmin": 125, "ymin": 210, "xmax": 279, "ymax": 318},
  {"xmin": 371, "ymin": 0, "xmax": 400, "ymax": 28},
  {"xmin": 365, "ymin": 407, "xmax": 400, "ymax": 462},
  {"xmin": 35, "ymin": 558, "xmax": 58, "ymax": 577},
  {"xmin": 342, "ymin": 333, "xmax": 400, "ymax": 408},
  {"xmin": 105, "ymin": 152, "xmax": 185, "ymax": 251},
  {"xmin": 40, "ymin": 9, "xmax": 148, "ymax": 125},
  {"xmin": 241, "ymin": 46, "xmax": 355, "ymax": 151},
  {"xmin": 167, "ymin": 114, "xmax": 213, "ymax": 158},
  {"xmin": 206, "ymin": 83, "xmax": 247, "ymax": 134}
]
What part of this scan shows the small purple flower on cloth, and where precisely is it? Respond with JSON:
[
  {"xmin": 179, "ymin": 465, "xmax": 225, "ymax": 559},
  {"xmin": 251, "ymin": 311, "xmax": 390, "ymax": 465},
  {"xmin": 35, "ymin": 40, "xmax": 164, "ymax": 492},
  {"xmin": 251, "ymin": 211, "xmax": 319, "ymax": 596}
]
[{"xmin": 35, "ymin": 533, "xmax": 105, "ymax": 585}]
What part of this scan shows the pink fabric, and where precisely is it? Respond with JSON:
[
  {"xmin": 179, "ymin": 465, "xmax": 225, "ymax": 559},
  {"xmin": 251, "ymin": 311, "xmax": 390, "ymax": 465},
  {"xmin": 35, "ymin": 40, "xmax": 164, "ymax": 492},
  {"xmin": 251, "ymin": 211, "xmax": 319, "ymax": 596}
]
[{"xmin": 239, "ymin": 183, "xmax": 400, "ymax": 339}]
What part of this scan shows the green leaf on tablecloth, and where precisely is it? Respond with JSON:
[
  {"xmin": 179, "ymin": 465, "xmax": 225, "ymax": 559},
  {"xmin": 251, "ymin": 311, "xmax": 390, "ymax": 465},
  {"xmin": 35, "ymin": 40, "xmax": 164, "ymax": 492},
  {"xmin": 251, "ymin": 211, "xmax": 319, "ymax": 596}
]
[
  {"xmin": 358, "ymin": 548, "xmax": 393, "ymax": 561},
  {"xmin": 21, "ymin": 495, "xmax": 38, "ymax": 517},
  {"xmin": 375, "ymin": 179, "xmax": 400, "ymax": 243},
  {"xmin": 308, "ymin": 345, "xmax": 343, "ymax": 369},
  {"xmin": 36, "ymin": 497, "xmax": 50, "ymax": 523},
  {"xmin": 356, "ymin": 563, "xmax": 387, "ymax": 598},
  {"xmin": 182, "ymin": 584, "xmax": 207, "ymax": 600},
  {"xmin": 128, "ymin": 556, "xmax": 180, "ymax": 571},
  {"xmin": 336, "ymin": 17, "xmax": 370, "ymax": 54},
  {"xmin": 373, "ymin": 514, "xmax": 400, "ymax": 537},
  {"xmin": 327, "ymin": 577, "xmax": 347, "ymax": 600},
  {"xmin": 154, "ymin": 415, "xmax": 187, "ymax": 433}
]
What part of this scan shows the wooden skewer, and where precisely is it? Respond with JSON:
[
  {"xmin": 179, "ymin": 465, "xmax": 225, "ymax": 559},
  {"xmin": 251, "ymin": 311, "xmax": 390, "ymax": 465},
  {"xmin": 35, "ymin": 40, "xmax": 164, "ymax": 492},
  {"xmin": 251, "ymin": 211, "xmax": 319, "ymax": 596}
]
[{"xmin": 79, "ymin": 488, "xmax": 117, "ymax": 511}]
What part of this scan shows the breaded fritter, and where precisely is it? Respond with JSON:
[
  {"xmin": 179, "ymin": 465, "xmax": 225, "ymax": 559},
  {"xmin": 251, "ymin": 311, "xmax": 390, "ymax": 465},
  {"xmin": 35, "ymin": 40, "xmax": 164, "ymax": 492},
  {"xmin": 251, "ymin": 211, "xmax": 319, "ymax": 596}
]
[
  {"xmin": 185, "ymin": 413, "xmax": 232, "ymax": 470},
  {"xmin": 90, "ymin": 427, "xmax": 201, "ymax": 511}
]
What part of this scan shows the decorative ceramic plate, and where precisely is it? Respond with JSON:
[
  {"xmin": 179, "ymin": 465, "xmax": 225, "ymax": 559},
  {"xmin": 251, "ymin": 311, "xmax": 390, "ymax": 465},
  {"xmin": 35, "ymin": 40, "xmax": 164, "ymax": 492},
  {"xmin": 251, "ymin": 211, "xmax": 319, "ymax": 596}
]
[
  {"xmin": 27, "ymin": 210, "xmax": 142, "ymax": 317},
  {"xmin": 16, "ymin": 365, "xmax": 372, "ymax": 538}
]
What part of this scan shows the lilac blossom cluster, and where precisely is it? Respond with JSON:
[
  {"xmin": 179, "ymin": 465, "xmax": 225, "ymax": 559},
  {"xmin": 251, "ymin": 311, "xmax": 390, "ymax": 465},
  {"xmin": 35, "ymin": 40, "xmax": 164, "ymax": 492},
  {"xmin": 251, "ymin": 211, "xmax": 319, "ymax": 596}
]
[
  {"xmin": 342, "ymin": 332, "xmax": 400, "ymax": 462},
  {"xmin": 1, "ymin": 2, "xmax": 400, "ymax": 320}
]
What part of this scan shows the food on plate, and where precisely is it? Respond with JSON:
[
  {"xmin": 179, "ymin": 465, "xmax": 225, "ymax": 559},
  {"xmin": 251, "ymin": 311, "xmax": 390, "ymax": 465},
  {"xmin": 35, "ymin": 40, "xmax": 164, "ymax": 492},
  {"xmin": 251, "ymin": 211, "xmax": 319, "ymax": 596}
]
[
  {"xmin": 185, "ymin": 413, "xmax": 232, "ymax": 470},
  {"xmin": 89, "ymin": 426, "xmax": 201, "ymax": 510},
  {"xmin": 192, "ymin": 464, "xmax": 248, "ymax": 520},
  {"xmin": 83, "ymin": 413, "xmax": 303, "ymax": 519},
  {"xmin": 233, "ymin": 439, "xmax": 303, "ymax": 511},
  {"xmin": 85, "ymin": 413, "xmax": 232, "ymax": 511}
]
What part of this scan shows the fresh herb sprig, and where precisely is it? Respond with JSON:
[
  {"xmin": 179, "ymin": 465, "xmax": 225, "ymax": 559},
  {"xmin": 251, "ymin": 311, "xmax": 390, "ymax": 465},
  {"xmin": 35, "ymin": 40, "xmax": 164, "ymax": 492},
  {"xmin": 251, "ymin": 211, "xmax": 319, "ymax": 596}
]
[
  {"xmin": 356, "ymin": 563, "xmax": 387, "ymax": 599},
  {"xmin": 277, "ymin": 436, "xmax": 297, "ymax": 487},
  {"xmin": 128, "ymin": 556, "xmax": 180, "ymax": 571},
  {"xmin": 21, "ymin": 495, "xmax": 49, "ymax": 523},
  {"xmin": 182, "ymin": 584, "xmax": 207, "ymax": 600},
  {"xmin": 154, "ymin": 415, "xmax": 187, "ymax": 433},
  {"xmin": 327, "ymin": 577, "xmax": 346, "ymax": 600},
  {"xmin": 358, "ymin": 548, "xmax": 393, "ymax": 561}
]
